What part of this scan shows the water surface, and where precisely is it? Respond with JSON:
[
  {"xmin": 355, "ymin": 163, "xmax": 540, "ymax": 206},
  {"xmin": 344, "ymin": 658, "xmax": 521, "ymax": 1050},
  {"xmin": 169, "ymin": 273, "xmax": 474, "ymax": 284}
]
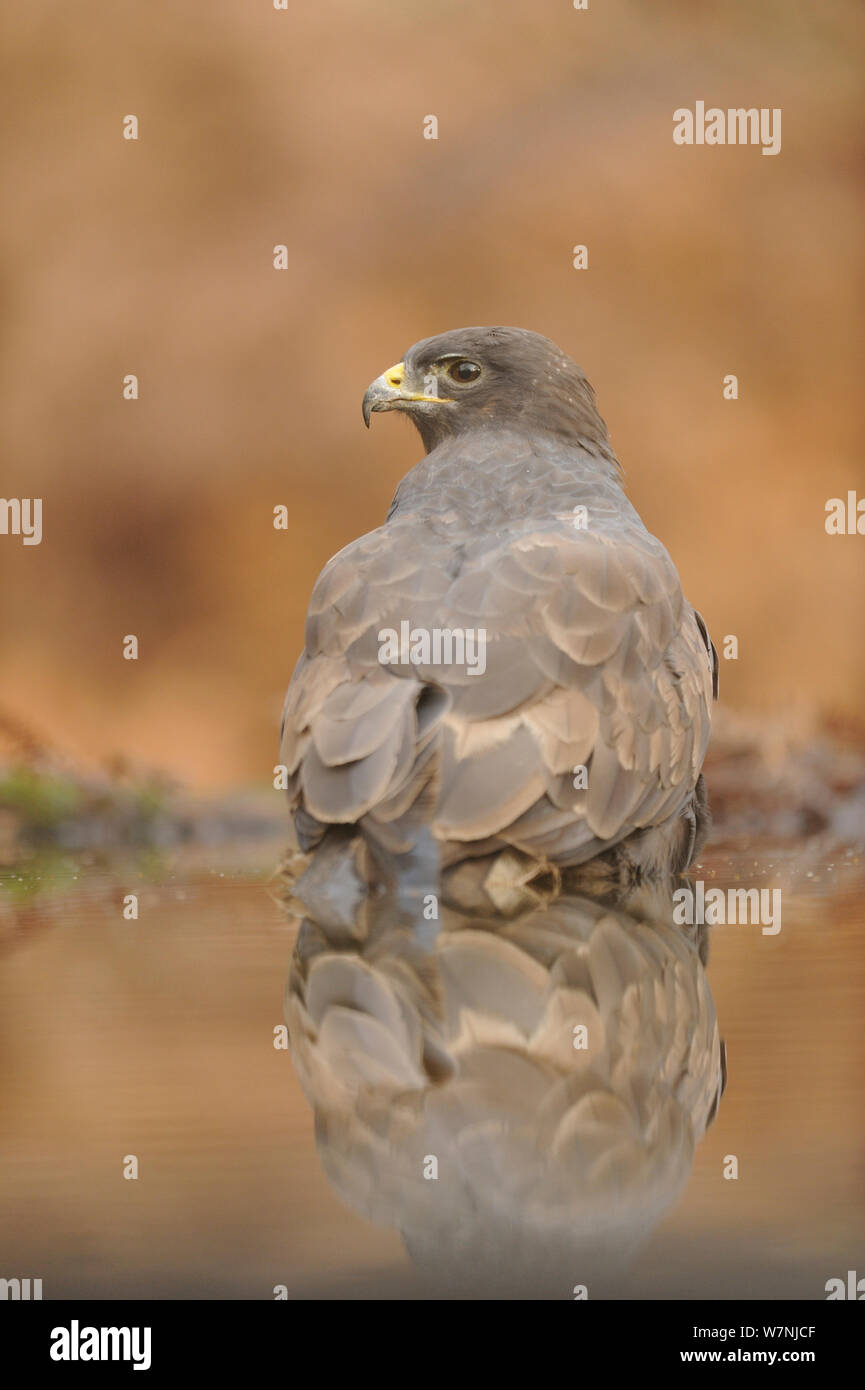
[{"xmin": 1, "ymin": 839, "xmax": 862, "ymax": 1299}]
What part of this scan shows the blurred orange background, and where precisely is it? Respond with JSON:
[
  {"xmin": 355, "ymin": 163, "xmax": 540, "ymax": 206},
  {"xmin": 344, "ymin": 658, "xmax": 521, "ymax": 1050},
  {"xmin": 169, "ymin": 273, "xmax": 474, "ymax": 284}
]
[{"xmin": 1, "ymin": 0, "xmax": 863, "ymax": 789}]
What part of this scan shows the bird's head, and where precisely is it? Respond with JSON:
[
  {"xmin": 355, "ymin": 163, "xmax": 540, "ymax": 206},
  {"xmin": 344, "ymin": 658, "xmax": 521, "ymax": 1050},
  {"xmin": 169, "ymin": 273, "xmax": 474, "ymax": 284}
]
[{"xmin": 362, "ymin": 326, "xmax": 612, "ymax": 455}]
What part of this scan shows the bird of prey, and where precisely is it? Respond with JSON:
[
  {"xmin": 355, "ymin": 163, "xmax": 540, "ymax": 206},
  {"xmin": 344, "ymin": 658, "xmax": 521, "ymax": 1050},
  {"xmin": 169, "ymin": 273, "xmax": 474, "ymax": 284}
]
[{"xmin": 280, "ymin": 327, "xmax": 718, "ymax": 876}]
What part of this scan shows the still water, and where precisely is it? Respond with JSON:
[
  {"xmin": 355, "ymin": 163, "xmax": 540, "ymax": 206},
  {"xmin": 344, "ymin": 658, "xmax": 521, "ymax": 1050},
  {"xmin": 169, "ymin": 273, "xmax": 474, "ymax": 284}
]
[{"xmin": 1, "ymin": 837, "xmax": 862, "ymax": 1299}]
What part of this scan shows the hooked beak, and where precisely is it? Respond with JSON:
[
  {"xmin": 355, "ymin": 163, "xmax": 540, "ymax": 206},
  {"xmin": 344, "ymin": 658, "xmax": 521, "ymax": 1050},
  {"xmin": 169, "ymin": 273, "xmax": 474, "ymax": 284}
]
[{"xmin": 362, "ymin": 361, "xmax": 454, "ymax": 427}]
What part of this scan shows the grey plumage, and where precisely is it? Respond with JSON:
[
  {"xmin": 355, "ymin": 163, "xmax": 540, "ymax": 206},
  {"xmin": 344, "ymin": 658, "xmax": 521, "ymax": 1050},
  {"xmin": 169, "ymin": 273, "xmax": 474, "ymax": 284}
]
[{"xmin": 281, "ymin": 327, "xmax": 717, "ymax": 871}]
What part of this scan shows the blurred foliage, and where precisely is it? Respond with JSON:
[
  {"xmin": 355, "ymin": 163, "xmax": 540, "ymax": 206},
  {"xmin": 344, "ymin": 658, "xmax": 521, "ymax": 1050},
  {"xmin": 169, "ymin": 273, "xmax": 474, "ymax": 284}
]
[{"xmin": 0, "ymin": 767, "xmax": 82, "ymax": 829}]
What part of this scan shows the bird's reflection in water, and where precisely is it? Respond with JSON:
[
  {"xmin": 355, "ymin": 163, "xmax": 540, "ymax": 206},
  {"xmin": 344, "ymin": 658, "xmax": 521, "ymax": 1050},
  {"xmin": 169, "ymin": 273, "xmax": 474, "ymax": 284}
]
[{"xmin": 284, "ymin": 845, "xmax": 726, "ymax": 1298}]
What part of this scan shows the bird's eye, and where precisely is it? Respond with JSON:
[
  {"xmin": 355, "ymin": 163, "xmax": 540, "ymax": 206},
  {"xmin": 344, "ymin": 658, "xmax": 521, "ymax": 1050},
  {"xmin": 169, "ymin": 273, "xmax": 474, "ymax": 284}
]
[{"xmin": 447, "ymin": 360, "xmax": 482, "ymax": 383}]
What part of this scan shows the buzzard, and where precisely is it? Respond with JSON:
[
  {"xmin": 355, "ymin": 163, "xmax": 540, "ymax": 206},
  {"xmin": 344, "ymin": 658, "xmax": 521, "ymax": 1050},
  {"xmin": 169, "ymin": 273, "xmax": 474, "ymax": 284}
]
[{"xmin": 280, "ymin": 327, "xmax": 717, "ymax": 875}]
